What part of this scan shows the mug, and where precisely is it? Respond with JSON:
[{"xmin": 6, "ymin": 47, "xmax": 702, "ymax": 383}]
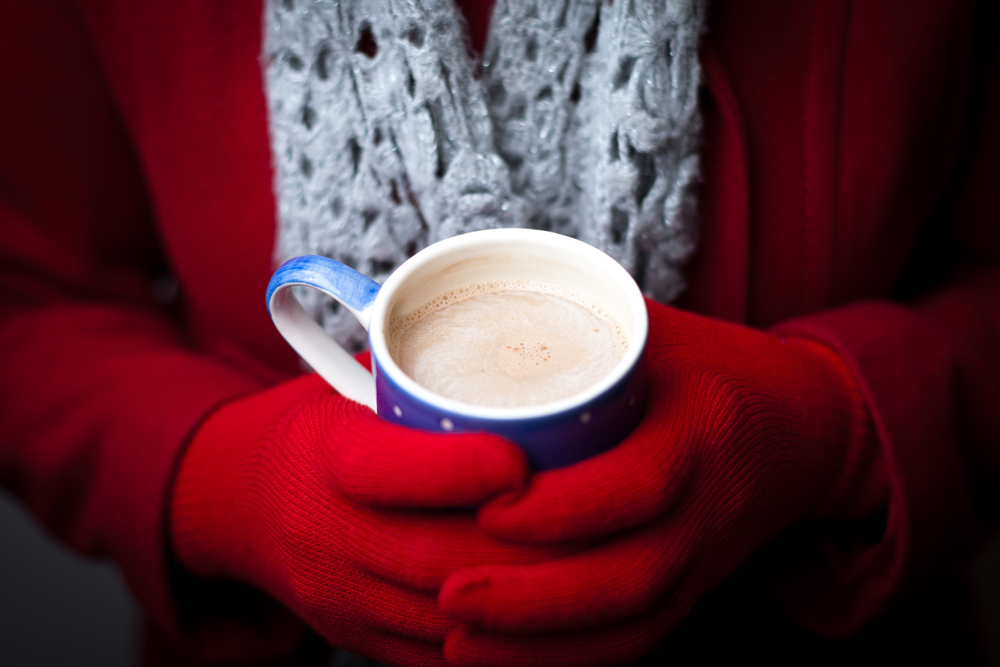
[{"xmin": 266, "ymin": 228, "xmax": 648, "ymax": 470}]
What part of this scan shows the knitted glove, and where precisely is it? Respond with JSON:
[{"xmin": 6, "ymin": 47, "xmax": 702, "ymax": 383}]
[
  {"xmin": 440, "ymin": 300, "xmax": 888, "ymax": 666},
  {"xmin": 170, "ymin": 373, "xmax": 565, "ymax": 666}
]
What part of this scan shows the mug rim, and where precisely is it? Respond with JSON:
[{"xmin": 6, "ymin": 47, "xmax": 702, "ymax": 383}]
[{"xmin": 368, "ymin": 228, "xmax": 649, "ymax": 421}]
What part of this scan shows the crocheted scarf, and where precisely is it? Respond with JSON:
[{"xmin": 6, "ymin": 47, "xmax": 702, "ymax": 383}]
[{"xmin": 264, "ymin": 0, "xmax": 705, "ymax": 350}]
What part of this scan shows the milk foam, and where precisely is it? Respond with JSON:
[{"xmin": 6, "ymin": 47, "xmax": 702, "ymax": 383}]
[{"xmin": 387, "ymin": 281, "xmax": 627, "ymax": 408}]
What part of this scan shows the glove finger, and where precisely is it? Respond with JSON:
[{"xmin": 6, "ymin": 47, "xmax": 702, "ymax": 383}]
[
  {"xmin": 478, "ymin": 374, "xmax": 698, "ymax": 542},
  {"xmin": 255, "ymin": 417, "xmax": 572, "ymax": 594},
  {"xmin": 354, "ymin": 508, "xmax": 580, "ymax": 592},
  {"xmin": 311, "ymin": 573, "xmax": 454, "ymax": 643},
  {"xmin": 323, "ymin": 397, "xmax": 530, "ymax": 507},
  {"xmin": 438, "ymin": 522, "xmax": 694, "ymax": 634},
  {"xmin": 443, "ymin": 592, "xmax": 695, "ymax": 667}
]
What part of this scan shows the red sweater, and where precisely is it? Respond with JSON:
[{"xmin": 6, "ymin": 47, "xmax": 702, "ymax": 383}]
[{"xmin": 1, "ymin": 0, "xmax": 998, "ymax": 657}]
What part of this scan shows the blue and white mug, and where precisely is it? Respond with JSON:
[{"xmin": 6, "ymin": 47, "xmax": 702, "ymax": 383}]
[{"xmin": 266, "ymin": 229, "xmax": 648, "ymax": 470}]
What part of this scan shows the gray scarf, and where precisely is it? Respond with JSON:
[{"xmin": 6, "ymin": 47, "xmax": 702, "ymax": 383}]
[{"xmin": 264, "ymin": 0, "xmax": 705, "ymax": 351}]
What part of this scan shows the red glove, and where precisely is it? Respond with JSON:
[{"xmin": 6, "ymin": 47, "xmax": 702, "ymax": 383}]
[
  {"xmin": 170, "ymin": 373, "xmax": 568, "ymax": 666},
  {"xmin": 439, "ymin": 300, "xmax": 889, "ymax": 666}
]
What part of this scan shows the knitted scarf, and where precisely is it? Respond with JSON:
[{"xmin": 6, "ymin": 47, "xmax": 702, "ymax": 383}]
[{"xmin": 264, "ymin": 0, "xmax": 705, "ymax": 351}]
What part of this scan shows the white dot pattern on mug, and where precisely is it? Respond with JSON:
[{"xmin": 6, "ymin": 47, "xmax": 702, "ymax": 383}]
[
  {"xmin": 440, "ymin": 418, "xmax": 454, "ymax": 431},
  {"xmin": 393, "ymin": 405, "xmax": 402, "ymax": 418},
  {"xmin": 579, "ymin": 411, "xmax": 592, "ymax": 425}
]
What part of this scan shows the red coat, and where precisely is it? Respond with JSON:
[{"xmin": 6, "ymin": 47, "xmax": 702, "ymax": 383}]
[{"xmin": 1, "ymin": 0, "xmax": 997, "ymax": 659}]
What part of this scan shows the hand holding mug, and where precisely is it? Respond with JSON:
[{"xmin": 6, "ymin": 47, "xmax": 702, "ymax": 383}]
[
  {"xmin": 252, "ymin": 232, "xmax": 889, "ymax": 666},
  {"xmin": 438, "ymin": 301, "xmax": 888, "ymax": 666},
  {"xmin": 169, "ymin": 371, "xmax": 578, "ymax": 666},
  {"xmin": 170, "ymin": 229, "xmax": 649, "ymax": 664}
]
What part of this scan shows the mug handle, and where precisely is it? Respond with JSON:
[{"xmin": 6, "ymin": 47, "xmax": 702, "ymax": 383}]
[{"xmin": 266, "ymin": 255, "xmax": 381, "ymax": 410}]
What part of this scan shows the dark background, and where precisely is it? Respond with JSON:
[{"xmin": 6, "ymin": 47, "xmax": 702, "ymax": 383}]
[{"xmin": 0, "ymin": 490, "xmax": 138, "ymax": 667}]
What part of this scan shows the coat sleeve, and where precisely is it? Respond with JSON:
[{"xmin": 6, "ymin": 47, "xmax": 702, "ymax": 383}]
[
  {"xmin": 768, "ymin": 12, "xmax": 1000, "ymax": 633},
  {"xmin": 0, "ymin": 0, "xmax": 278, "ymax": 649}
]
